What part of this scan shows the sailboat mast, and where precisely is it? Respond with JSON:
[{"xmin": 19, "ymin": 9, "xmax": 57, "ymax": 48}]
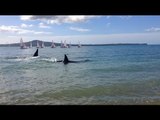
[
  {"xmin": 37, "ymin": 41, "xmax": 39, "ymax": 48},
  {"xmin": 51, "ymin": 40, "xmax": 56, "ymax": 48},
  {"xmin": 42, "ymin": 41, "xmax": 45, "ymax": 48},
  {"xmin": 30, "ymin": 41, "xmax": 32, "ymax": 48}
]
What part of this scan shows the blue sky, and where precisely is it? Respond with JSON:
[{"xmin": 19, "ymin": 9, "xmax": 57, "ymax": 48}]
[{"xmin": 0, "ymin": 15, "xmax": 160, "ymax": 44}]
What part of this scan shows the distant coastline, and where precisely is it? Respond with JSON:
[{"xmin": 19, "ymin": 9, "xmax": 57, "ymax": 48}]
[
  {"xmin": 0, "ymin": 40, "xmax": 148, "ymax": 47},
  {"xmin": 79, "ymin": 43, "xmax": 148, "ymax": 46}
]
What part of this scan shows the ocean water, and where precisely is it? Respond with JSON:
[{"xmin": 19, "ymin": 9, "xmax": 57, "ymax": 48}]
[{"xmin": 1, "ymin": 45, "xmax": 160, "ymax": 105}]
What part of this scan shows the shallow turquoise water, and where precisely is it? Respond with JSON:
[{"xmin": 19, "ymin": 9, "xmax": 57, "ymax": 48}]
[{"xmin": 0, "ymin": 45, "xmax": 160, "ymax": 105}]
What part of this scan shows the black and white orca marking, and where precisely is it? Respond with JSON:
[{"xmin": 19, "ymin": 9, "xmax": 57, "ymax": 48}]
[{"xmin": 57, "ymin": 54, "xmax": 89, "ymax": 64}]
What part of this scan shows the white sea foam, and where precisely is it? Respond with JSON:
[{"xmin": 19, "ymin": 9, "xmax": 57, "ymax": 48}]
[
  {"xmin": 11, "ymin": 56, "xmax": 39, "ymax": 62},
  {"xmin": 41, "ymin": 58, "xmax": 57, "ymax": 62}
]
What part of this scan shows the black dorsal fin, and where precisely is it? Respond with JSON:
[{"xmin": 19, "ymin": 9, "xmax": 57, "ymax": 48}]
[
  {"xmin": 63, "ymin": 54, "xmax": 69, "ymax": 64},
  {"xmin": 33, "ymin": 49, "xmax": 38, "ymax": 57}
]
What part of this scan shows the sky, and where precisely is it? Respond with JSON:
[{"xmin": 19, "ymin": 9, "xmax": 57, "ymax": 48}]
[{"xmin": 0, "ymin": 15, "xmax": 160, "ymax": 44}]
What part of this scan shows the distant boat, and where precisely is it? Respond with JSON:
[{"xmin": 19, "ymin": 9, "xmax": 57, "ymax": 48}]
[
  {"xmin": 41, "ymin": 41, "xmax": 45, "ymax": 48},
  {"xmin": 78, "ymin": 41, "xmax": 81, "ymax": 48},
  {"xmin": 20, "ymin": 38, "xmax": 28, "ymax": 49},
  {"xmin": 60, "ymin": 40, "xmax": 64, "ymax": 48},
  {"xmin": 51, "ymin": 40, "xmax": 56, "ymax": 48},
  {"xmin": 60, "ymin": 40, "xmax": 68, "ymax": 48},
  {"xmin": 37, "ymin": 41, "xmax": 40, "ymax": 48},
  {"xmin": 29, "ymin": 41, "xmax": 32, "ymax": 48},
  {"xmin": 63, "ymin": 40, "xmax": 68, "ymax": 48}
]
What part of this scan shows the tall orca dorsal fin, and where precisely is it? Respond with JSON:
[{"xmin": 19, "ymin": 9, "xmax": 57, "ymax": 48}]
[
  {"xmin": 33, "ymin": 49, "xmax": 38, "ymax": 57},
  {"xmin": 63, "ymin": 54, "xmax": 69, "ymax": 64}
]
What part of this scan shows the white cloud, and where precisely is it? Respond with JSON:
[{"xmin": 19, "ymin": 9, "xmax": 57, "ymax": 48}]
[
  {"xmin": 20, "ymin": 15, "xmax": 33, "ymax": 20},
  {"xmin": 20, "ymin": 15, "xmax": 99, "ymax": 24},
  {"xmin": 0, "ymin": 25, "xmax": 51, "ymax": 35},
  {"xmin": 34, "ymin": 31, "xmax": 52, "ymax": 35},
  {"xmin": 69, "ymin": 27, "xmax": 90, "ymax": 32},
  {"xmin": 39, "ymin": 22, "xmax": 51, "ymax": 28},
  {"xmin": 145, "ymin": 27, "xmax": 160, "ymax": 32},
  {"xmin": 21, "ymin": 23, "xmax": 33, "ymax": 28},
  {"xmin": 0, "ymin": 25, "xmax": 19, "ymax": 33}
]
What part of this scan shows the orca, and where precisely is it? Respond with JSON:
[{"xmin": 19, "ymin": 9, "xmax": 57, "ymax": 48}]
[
  {"xmin": 63, "ymin": 54, "xmax": 70, "ymax": 64},
  {"xmin": 33, "ymin": 49, "xmax": 38, "ymax": 57},
  {"xmin": 57, "ymin": 54, "xmax": 90, "ymax": 64}
]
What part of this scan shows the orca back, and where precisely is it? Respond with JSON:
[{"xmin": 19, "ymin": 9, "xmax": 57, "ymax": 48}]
[
  {"xmin": 33, "ymin": 49, "xmax": 38, "ymax": 57},
  {"xmin": 62, "ymin": 54, "xmax": 90, "ymax": 64},
  {"xmin": 63, "ymin": 54, "xmax": 69, "ymax": 64}
]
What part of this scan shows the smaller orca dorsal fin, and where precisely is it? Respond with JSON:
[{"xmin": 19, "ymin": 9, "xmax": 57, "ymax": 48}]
[
  {"xmin": 63, "ymin": 54, "xmax": 69, "ymax": 64},
  {"xmin": 33, "ymin": 49, "xmax": 38, "ymax": 57}
]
